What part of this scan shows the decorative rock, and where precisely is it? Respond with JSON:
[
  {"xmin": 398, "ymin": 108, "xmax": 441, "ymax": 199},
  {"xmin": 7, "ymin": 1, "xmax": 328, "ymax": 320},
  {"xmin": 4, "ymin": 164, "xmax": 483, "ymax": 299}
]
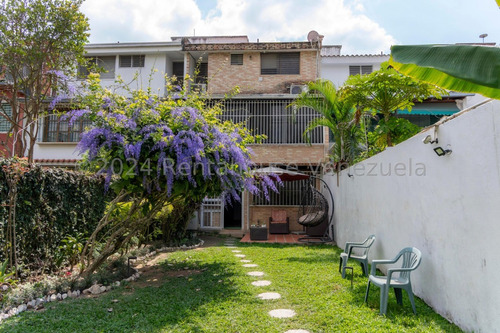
[
  {"xmin": 247, "ymin": 271, "xmax": 264, "ymax": 277},
  {"xmin": 240, "ymin": 259, "xmax": 251, "ymax": 263},
  {"xmin": 76, "ymin": 290, "xmax": 81, "ymax": 296},
  {"xmin": 235, "ymin": 254, "xmax": 246, "ymax": 258},
  {"xmin": 36, "ymin": 298, "xmax": 44, "ymax": 305},
  {"xmin": 1, "ymin": 284, "xmax": 9, "ymax": 291},
  {"xmin": 89, "ymin": 284, "xmax": 103, "ymax": 295},
  {"xmin": 0, "ymin": 313, "xmax": 9, "ymax": 320},
  {"xmin": 285, "ymin": 330, "xmax": 311, "ymax": 333},
  {"xmin": 99, "ymin": 286, "xmax": 107, "ymax": 293},
  {"xmin": 8, "ymin": 308, "xmax": 17, "ymax": 316},
  {"xmin": 257, "ymin": 292, "xmax": 281, "ymax": 300},
  {"xmin": 106, "ymin": 286, "xmax": 112, "ymax": 291},
  {"xmin": 252, "ymin": 280, "xmax": 272, "ymax": 287},
  {"xmin": 113, "ymin": 281, "xmax": 121, "ymax": 287},
  {"xmin": 26, "ymin": 300, "xmax": 36, "ymax": 309},
  {"xmin": 62, "ymin": 293, "xmax": 68, "ymax": 300},
  {"xmin": 242, "ymin": 264, "xmax": 258, "ymax": 268},
  {"xmin": 56, "ymin": 293, "xmax": 62, "ymax": 300},
  {"xmin": 68, "ymin": 291, "xmax": 76, "ymax": 298},
  {"xmin": 50, "ymin": 294, "xmax": 57, "ymax": 302},
  {"xmin": 17, "ymin": 304, "xmax": 27, "ymax": 313},
  {"xmin": 269, "ymin": 309, "xmax": 296, "ymax": 318}
]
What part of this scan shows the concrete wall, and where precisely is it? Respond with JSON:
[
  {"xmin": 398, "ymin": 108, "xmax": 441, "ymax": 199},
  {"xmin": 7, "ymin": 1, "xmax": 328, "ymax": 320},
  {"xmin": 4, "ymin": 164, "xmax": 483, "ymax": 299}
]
[
  {"xmin": 325, "ymin": 100, "xmax": 500, "ymax": 332},
  {"xmin": 320, "ymin": 55, "xmax": 388, "ymax": 88},
  {"xmin": 97, "ymin": 53, "xmax": 168, "ymax": 96}
]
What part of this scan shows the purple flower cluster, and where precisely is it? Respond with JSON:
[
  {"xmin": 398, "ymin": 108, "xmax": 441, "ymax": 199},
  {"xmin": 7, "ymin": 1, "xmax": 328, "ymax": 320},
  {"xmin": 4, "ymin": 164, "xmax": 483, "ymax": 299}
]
[{"xmin": 72, "ymin": 93, "xmax": 277, "ymax": 202}]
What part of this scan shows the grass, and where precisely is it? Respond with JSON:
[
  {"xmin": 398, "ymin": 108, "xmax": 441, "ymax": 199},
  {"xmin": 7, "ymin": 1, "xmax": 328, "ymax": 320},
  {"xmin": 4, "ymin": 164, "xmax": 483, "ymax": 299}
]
[{"xmin": 0, "ymin": 239, "xmax": 462, "ymax": 333}]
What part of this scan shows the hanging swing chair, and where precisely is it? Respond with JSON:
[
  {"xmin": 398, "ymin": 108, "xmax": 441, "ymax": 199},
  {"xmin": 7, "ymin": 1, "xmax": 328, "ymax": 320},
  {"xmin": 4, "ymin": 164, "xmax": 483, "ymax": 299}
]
[{"xmin": 298, "ymin": 184, "xmax": 329, "ymax": 227}]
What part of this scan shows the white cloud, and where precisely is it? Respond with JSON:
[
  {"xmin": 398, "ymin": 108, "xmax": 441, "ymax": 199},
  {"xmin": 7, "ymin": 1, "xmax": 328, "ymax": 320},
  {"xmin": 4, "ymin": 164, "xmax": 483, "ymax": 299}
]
[{"xmin": 81, "ymin": 0, "xmax": 395, "ymax": 54}]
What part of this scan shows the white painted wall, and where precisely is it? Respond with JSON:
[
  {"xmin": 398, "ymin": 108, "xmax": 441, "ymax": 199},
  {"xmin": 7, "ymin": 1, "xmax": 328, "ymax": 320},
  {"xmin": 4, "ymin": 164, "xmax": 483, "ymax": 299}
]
[
  {"xmin": 326, "ymin": 100, "xmax": 500, "ymax": 332},
  {"xmin": 320, "ymin": 55, "xmax": 388, "ymax": 87},
  {"xmin": 33, "ymin": 142, "xmax": 80, "ymax": 160}
]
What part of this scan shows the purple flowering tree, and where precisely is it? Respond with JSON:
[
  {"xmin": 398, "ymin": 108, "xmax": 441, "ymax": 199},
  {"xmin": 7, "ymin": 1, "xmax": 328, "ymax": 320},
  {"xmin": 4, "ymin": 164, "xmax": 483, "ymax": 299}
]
[{"xmin": 71, "ymin": 74, "xmax": 279, "ymax": 276}]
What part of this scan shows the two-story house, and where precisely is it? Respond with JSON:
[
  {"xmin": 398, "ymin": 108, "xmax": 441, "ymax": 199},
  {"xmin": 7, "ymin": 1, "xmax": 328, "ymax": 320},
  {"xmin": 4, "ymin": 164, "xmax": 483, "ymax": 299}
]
[{"xmin": 31, "ymin": 34, "xmax": 330, "ymax": 237}]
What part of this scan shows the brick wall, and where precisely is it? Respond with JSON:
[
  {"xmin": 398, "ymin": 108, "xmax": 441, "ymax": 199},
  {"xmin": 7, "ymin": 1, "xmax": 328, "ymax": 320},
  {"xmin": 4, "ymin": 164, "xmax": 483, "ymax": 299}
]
[
  {"xmin": 249, "ymin": 143, "xmax": 328, "ymax": 166},
  {"xmin": 249, "ymin": 206, "xmax": 303, "ymax": 232},
  {"xmin": 207, "ymin": 51, "xmax": 318, "ymax": 94}
]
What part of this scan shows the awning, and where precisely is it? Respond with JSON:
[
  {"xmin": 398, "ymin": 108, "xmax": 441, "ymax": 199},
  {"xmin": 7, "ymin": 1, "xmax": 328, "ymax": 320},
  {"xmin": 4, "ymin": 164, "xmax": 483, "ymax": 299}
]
[
  {"xmin": 398, "ymin": 103, "xmax": 459, "ymax": 116},
  {"xmin": 251, "ymin": 167, "xmax": 310, "ymax": 182}
]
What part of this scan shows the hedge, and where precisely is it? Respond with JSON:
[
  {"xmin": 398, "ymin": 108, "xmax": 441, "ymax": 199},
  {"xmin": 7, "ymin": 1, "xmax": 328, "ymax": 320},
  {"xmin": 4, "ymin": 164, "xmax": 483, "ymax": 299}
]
[{"xmin": 0, "ymin": 159, "xmax": 111, "ymax": 273}]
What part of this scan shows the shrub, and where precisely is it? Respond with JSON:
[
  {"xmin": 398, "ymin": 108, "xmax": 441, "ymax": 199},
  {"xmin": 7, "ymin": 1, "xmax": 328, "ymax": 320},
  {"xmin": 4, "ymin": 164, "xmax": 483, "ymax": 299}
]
[{"xmin": 0, "ymin": 159, "xmax": 111, "ymax": 275}]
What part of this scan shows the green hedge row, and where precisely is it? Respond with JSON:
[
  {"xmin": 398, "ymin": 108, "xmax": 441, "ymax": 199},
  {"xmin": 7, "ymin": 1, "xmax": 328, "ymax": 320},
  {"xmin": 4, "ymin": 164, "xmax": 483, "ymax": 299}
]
[{"xmin": 0, "ymin": 160, "xmax": 111, "ymax": 273}]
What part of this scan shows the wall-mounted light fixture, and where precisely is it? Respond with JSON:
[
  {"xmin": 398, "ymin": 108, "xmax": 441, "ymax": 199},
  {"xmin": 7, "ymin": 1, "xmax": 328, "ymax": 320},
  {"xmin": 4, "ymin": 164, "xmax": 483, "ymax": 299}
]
[
  {"xmin": 433, "ymin": 145, "xmax": 452, "ymax": 156},
  {"xmin": 422, "ymin": 134, "xmax": 438, "ymax": 144}
]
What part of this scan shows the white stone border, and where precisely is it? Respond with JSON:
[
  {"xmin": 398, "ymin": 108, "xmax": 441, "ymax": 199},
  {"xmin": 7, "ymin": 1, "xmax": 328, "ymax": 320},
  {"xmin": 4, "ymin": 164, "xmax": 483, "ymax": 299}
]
[{"xmin": 0, "ymin": 239, "xmax": 205, "ymax": 323}]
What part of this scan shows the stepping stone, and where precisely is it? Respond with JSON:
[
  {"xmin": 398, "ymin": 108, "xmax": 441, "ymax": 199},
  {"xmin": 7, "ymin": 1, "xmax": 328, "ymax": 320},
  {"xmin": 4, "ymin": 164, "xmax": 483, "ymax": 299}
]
[
  {"xmin": 252, "ymin": 280, "xmax": 271, "ymax": 287},
  {"xmin": 225, "ymin": 246, "xmax": 237, "ymax": 248},
  {"xmin": 235, "ymin": 254, "xmax": 246, "ymax": 258},
  {"xmin": 232, "ymin": 250, "xmax": 242, "ymax": 253},
  {"xmin": 247, "ymin": 271, "xmax": 264, "ymax": 277},
  {"xmin": 242, "ymin": 264, "xmax": 258, "ymax": 268},
  {"xmin": 285, "ymin": 330, "xmax": 311, "ymax": 333},
  {"xmin": 269, "ymin": 309, "xmax": 296, "ymax": 318},
  {"xmin": 258, "ymin": 292, "xmax": 281, "ymax": 300},
  {"xmin": 240, "ymin": 260, "xmax": 251, "ymax": 263}
]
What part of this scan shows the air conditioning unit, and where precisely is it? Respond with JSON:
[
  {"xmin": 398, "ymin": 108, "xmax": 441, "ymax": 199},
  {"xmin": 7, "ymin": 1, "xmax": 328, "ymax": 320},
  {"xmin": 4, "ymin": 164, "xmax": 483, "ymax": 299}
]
[
  {"xmin": 290, "ymin": 84, "xmax": 308, "ymax": 94},
  {"xmin": 191, "ymin": 83, "xmax": 207, "ymax": 93}
]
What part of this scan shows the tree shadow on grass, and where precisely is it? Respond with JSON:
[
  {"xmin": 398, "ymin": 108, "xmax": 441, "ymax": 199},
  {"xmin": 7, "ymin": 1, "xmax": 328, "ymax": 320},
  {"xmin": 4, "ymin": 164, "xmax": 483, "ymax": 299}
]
[{"xmin": 1, "ymin": 261, "xmax": 242, "ymax": 333}]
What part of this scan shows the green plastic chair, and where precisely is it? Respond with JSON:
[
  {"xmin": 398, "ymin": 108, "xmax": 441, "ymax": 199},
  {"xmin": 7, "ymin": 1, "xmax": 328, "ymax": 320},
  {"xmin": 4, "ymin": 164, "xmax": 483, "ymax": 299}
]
[
  {"xmin": 339, "ymin": 234, "xmax": 375, "ymax": 278},
  {"xmin": 364, "ymin": 247, "xmax": 422, "ymax": 315}
]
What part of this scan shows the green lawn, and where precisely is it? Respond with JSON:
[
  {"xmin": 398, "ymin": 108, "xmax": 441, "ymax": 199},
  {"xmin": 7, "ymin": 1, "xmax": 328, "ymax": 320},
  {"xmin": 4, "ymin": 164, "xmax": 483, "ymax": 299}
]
[{"xmin": 0, "ymin": 239, "xmax": 461, "ymax": 333}]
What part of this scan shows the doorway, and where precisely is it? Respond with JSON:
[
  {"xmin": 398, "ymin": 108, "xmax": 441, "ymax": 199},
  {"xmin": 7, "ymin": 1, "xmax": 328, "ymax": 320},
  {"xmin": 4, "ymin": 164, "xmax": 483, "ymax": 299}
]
[{"xmin": 224, "ymin": 199, "xmax": 242, "ymax": 230}]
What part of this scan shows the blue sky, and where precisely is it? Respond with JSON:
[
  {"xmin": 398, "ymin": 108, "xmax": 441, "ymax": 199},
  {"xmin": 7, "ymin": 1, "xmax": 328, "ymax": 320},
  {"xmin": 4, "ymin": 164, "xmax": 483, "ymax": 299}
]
[{"xmin": 81, "ymin": 0, "xmax": 500, "ymax": 54}]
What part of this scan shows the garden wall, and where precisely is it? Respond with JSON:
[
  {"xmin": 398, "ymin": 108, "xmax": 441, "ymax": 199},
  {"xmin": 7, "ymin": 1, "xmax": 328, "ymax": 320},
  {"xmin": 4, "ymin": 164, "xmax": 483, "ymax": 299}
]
[
  {"xmin": 325, "ymin": 100, "xmax": 500, "ymax": 332},
  {"xmin": 0, "ymin": 163, "xmax": 110, "ymax": 273}
]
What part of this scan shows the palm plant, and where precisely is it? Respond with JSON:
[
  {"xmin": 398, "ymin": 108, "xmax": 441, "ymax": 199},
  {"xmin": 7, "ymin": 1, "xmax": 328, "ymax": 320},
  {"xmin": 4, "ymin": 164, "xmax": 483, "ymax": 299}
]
[{"xmin": 290, "ymin": 79, "xmax": 363, "ymax": 170}]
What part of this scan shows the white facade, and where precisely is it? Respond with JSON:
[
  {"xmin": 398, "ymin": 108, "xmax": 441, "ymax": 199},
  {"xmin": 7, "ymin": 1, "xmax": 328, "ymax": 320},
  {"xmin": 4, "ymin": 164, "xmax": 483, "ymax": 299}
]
[
  {"xmin": 320, "ymin": 54, "xmax": 389, "ymax": 88},
  {"xmin": 81, "ymin": 42, "xmax": 184, "ymax": 96},
  {"xmin": 326, "ymin": 99, "xmax": 500, "ymax": 332}
]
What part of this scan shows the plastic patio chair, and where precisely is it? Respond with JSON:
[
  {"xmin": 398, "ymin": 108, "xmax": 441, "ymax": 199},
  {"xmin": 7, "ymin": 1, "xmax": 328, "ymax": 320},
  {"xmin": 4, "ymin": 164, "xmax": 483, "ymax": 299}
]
[
  {"xmin": 339, "ymin": 234, "xmax": 375, "ymax": 278},
  {"xmin": 364, "ymin": 247, "xmax": 422, "ymax": 315}
]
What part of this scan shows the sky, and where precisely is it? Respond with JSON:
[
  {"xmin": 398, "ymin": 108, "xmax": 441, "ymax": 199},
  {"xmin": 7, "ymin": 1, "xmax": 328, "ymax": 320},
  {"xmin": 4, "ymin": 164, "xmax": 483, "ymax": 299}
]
[{"xmin": 81, "ymin": 0, "xmax": 500, "ymax": 55}]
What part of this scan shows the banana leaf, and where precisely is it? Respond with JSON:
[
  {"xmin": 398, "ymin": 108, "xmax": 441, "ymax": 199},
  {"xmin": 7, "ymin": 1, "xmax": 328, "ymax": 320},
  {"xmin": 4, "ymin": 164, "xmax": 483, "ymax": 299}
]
[{"xmin": 389, "ymin": 45, "xmax": 500, "ymax": 99}]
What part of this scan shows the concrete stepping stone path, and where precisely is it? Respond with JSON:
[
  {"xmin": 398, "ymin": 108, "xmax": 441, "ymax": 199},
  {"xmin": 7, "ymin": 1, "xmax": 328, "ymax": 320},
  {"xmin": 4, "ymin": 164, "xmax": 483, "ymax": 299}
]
[
  {"xmin": 242, "ymin": 264, "xmax": 258, "ymax": 268},
  {"xmin": 231, "ymin": 250, "xmax": 242, "ymax": 253},
  {"xmin": 252, "ymin": 280, "xmax": 271, "ymax": 286},
  {"xmin": 247, "ymin": 271, "xmax": 264, "ymax": 277},
  {"xmin": 240, "ymin": 259, "xmax": 251, "ymax": 263},
  {"xmin": 257, "ymin": 292, "xmax": 281, "ymax": 300},
  {"xmin": 269, "ymin": 309, "xmax": 296, "ymax": 318},
  {"xmin": 284, "ymin": 330, "xmax": 310, "ymax": 333},
  {"xmin": 235, "ymin": 254, "xmax": 246, "ymax": 258}
]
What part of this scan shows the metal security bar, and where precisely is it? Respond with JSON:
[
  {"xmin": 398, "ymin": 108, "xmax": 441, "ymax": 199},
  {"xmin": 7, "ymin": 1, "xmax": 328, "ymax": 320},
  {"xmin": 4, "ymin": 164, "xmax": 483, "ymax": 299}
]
[
  {"xmin": 253, "ymin": 178, "xmax": 313, "ymax": 206},
  {"xmin": 212, "ymin": 99, "xmax": 323, "ymax": 144}
]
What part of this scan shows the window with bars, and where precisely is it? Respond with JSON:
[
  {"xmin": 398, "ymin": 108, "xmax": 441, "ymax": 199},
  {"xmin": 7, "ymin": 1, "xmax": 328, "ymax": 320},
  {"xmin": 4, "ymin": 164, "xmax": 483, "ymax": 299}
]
[
  {"xmin": 261, "ymin": 52, "xmax": 300, "ymax": 75},
  {"xmin": 349, "ymin": 65, "xmax": 373, "ymax": 76},
  {"xmin": 119, "ymin": 55, "xmax": 145, "ymax": 68},
  {"xmin": 231, "ymin": 54, "xmax": 243, "ymax": 65},
  {"xmin": 43, "ymin": 113, "xmax": 92, "ymax": 143},
  {"xmin": 0, "ymin": 104, "xmax": 12, "ymax": 133},
  {"xmin": 252, "ymin": 178, "xmax": 312, "ymax": 206},
  {"xmin": 78, "ymin": 56, "xmax": 116, "ymax": 79},
  {"xmin": 212, "ymin": 99, "xmax": 323, "ymax": 144}
]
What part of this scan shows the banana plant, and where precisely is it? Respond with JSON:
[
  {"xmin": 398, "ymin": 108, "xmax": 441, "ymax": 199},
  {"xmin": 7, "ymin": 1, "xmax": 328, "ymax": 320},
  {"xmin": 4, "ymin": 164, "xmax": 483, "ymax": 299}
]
[{"xmin": 390, "ymin": 44, "xmax": 500, "ymax": 99}]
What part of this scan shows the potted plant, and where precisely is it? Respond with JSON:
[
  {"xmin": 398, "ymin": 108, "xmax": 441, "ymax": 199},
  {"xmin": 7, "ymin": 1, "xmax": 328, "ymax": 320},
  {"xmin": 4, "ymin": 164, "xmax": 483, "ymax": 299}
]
[{"xmin": 250, "ymin": 220, "xmax": 268, "ymax": 241}]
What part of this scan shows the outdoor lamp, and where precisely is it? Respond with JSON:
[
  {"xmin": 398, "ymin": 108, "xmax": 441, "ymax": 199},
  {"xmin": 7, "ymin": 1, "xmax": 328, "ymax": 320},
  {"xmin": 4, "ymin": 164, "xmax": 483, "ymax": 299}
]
[{"xmin": 433, "ymin": 146, "xmax": 452, "ymax": 156}]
